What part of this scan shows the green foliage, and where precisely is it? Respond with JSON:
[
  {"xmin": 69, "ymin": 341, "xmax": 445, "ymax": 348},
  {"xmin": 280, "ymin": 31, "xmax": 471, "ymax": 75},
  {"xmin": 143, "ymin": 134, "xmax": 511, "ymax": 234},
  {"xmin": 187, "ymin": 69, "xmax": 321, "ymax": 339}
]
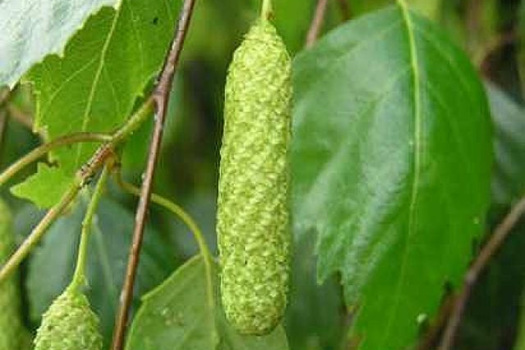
[
  {"xmin": 0, "ymin": 199, "xmax": 27, "ymax": 350},
  {"xmin": 218, "ymin": 18, "xmax": 292, "ymax": 335},
  {"xmin": 126, "ymin": 256, "xmax": 289, "ymax": 350},
  {"xmin": 11, "ymin": 163, "xmax": 73, "ymax": 209},
  {"xmin": 13, "ymin": 0, "xmax": 179, "ymax": 207},
  {"xmin": 292, "ymin": 5, "xmax": 492, "ymax": 349}
]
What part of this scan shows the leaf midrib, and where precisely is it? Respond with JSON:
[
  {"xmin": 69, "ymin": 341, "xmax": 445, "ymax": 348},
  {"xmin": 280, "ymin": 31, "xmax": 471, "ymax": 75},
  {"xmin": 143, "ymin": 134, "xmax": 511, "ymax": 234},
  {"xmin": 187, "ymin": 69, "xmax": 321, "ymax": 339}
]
[
  {"xmin": 379, "ymin": 2, "xmax": 422, "ymax": 346},
  {"xmin": 74, "ymin": 5, "xmax": 123, "ymax": 168}
]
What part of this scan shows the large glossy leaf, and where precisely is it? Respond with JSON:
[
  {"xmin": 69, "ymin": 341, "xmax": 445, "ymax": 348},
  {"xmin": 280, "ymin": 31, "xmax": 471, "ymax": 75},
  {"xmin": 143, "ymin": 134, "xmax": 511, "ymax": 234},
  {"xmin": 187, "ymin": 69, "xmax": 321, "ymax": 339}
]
[
  {"xmin": 14, "ymin": 0, "xmax": 180, "ymax": 207},
  {"xmin": 27, "ymin": 197, "xmax": 177, "ymax": 345},
  {"xmin": 486, "ymin": 83, "xmax": 525, "ymax": 205},
  {"xmin": 292, "ymin": 4, "xmax": 492, "ymax": 349},
  {"xmin": 0, "ymin": 0, "xmax": 119, "ymax": 88},
  {"xmin": 126, "ymin": 256, "xmax": 289, "ymax": 350}
]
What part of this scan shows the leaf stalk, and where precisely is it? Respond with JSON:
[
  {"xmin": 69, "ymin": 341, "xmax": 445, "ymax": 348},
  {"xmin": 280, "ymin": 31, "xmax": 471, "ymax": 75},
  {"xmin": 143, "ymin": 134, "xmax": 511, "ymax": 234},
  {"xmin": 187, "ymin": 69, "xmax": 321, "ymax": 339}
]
[{"xmin": 70, "ymin": 166, "xmax": 109, "ymax": 291}]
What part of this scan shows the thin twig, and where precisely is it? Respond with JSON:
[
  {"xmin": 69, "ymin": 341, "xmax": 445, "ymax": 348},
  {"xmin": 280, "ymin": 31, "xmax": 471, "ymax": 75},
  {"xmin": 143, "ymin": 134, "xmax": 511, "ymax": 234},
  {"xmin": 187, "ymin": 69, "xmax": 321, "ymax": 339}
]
[
  {"xmin": 114, "ymin": 171, "xmax": 213, "ymax": 262},
  {"xmin": 0, "ymin": 96, "xmax": 153, "ymax": 188},
  {"xmin": 261, "ymin": 0, "xmax": 272, "ymax": 20},
  {"xmin": 110, "ymin": 97, "xmax": 154, "ymax": 145},
  {"xmin": 477, "ymin": 29, "xmax": 517, "ymax": 74},
  {"xmin": 0, "ymin": 143, "xmax": 115, "ymax": 284},
  {"xmin": 6, "ymin": 104, "xmax": 34, "ymax": 131},
  {"xmin": 466, "ymin": 0, "xmax": 483, "ymax": 54},
  {"xmin": 336, "ymin": 0, "xmax": 350, "ymax": 21},
  {"xmin": 0, "ymin": 132, "xmax": 111, "ymax": 187},
  {"xmin": 438, "ymin": 196, "xmax": 525, "ymax": 350},
  {"xmin": 0, "ymin": 89, "xmax": 9, "ymax": 106},
  {"xmin": 306, "ymin": 0, "xmax": 329, "ymax": 48},
  {"xmin": 0, "ymin": 110, "xmax": 9, "ymax": 165},
  {"xmin": 116, "ymin": 172, "xmax": 216, "ymax": 331},
  {"xmin": 115, "ymin": 171, "xmax": 217, "ymax": 343},
  {"xmin": 417, "ymin": 294, "xmax": 455, "ymax": 350},
  {"xmin": 111, "ymin": 0, "xmax": 197, "ymax": 348},
  {"xmin": 70, "ymin": 166, "xmax": 109, "ymax": 291}
]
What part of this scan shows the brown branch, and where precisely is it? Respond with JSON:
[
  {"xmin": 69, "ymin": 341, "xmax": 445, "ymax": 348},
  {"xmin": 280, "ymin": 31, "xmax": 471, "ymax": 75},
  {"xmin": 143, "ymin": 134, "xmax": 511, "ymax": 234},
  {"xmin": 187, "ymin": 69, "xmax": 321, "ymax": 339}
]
[
  {"xmin": 0, "ymin": 89, "xmax": 9, "ymax": 107},
  {"xmin": 306, "ymin": 0, "xmax": 329, "ymax": 48},
  {"xmin": 438, "ymin": 196, "xmax": 525, "ymax": 350},
  {"xmin": 6, "ymin": 104, "xmax": 34, "ymax": 131},
  {"xmin": 0, "ymin": 110, "xmax": 8, "ymax": 165},
  {"xmin": 110, "ymin": 0, "xmax": 197, "ymax": 349},
  {"xmin": 417, "ymin": 294, "xmax": 455, "ymax": 350},
  {"xmin": 478, "ymin": 29, "xmax": 518, "ymax": 75}
]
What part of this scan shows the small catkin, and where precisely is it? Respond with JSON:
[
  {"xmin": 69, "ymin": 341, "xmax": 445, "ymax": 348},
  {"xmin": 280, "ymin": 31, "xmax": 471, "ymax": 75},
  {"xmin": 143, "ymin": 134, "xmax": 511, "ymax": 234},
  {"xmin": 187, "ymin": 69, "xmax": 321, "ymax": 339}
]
[
  {"xmin": 0, "ymin": 199, "xmax": 28, "ymax": 350},
  {"xmin": 34, "ymin": 287, "xmax": 102, "ymax": 350},
  {"xmin": 217, "ymin": 18, "xmax": 292, "ymax": 335}
]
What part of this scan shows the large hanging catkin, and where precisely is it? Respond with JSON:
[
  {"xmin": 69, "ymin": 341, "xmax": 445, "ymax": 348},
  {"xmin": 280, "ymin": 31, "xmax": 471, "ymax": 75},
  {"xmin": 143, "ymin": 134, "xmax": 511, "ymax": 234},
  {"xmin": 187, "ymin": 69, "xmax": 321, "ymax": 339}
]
[{"xmin": 217, "ymin": 17, "xmax": 292, "ymax": 335}]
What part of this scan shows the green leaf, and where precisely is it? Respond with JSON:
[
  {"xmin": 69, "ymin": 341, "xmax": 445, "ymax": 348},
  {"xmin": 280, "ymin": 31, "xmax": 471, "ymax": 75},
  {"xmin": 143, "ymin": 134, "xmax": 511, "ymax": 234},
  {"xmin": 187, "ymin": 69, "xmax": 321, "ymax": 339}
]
[
  {"xmin": 292, "ymin": 5, "xmax": 492, "ymax": 350},
  {"xmin": 406, "ymin": 0, "xmax": 442, "ymax": 19},
  {"xmin": 16, "ymin": 0, "xmax": 179, "ymax": 205},
  {"xmin": 26, "ymin": 197, "xmax": 177, "ymax": 345},
  {"xmin": 10, "ymin": 163, "xmax": 73, "ymax": 209},
  {"xmin": 0, "ymin": 0, "xmax": 119, "ymax": 88},
  {"xmin": 126, "ymin": 256, "xmax": 289, "ymax": 350},
  {"xmin": 487, "ymin": 83, "xmax": 525, "ymax": 205}
]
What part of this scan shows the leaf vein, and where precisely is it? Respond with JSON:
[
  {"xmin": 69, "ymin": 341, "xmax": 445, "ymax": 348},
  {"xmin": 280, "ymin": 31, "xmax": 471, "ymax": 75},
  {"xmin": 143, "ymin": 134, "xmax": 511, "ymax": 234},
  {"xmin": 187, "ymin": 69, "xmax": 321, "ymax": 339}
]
[{"xmin": 380, "ymin": 3, "xmax": 422, "ymax": 345}]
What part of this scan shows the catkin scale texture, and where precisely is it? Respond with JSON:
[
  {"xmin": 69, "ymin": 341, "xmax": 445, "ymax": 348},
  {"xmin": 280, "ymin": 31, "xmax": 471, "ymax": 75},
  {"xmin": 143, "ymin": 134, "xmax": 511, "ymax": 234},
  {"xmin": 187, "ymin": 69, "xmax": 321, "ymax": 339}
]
[
  {"xmin": 0, "ymin": 199, "xmax": 26, "ymax": 350},
  {"xmin": 217, "ymin": 19, "xmax": 292, "ymax": 335},
  {"xmin": 34, "ymin": 288, "xmax": 102, "ymax": 350}
]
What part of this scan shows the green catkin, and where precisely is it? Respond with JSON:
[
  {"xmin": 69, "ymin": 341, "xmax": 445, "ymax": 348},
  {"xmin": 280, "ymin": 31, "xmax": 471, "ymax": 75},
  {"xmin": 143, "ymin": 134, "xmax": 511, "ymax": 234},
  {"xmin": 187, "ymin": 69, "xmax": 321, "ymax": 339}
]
[
  {"xmin": 0, "ymin": 199, "xmax": 28, "ymax": 350},
  {"xmin": 34, "ymin": 286, "xmax": 102, "ymax": 350},
  {"xmin": 217, "ymin": 17, "xmax": 292, "ymax": 335}
]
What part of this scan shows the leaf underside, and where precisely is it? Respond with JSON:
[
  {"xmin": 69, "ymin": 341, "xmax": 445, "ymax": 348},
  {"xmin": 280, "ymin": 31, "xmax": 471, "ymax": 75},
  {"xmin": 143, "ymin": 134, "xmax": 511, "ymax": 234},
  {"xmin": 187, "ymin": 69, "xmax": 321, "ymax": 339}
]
[
  {"xmin": 0, "ymin": 0, "xmax": 119, "ymax": 88},
  {"xmin": 292, "ymin": 5, "xmax": 492, "ymax": 350}
]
